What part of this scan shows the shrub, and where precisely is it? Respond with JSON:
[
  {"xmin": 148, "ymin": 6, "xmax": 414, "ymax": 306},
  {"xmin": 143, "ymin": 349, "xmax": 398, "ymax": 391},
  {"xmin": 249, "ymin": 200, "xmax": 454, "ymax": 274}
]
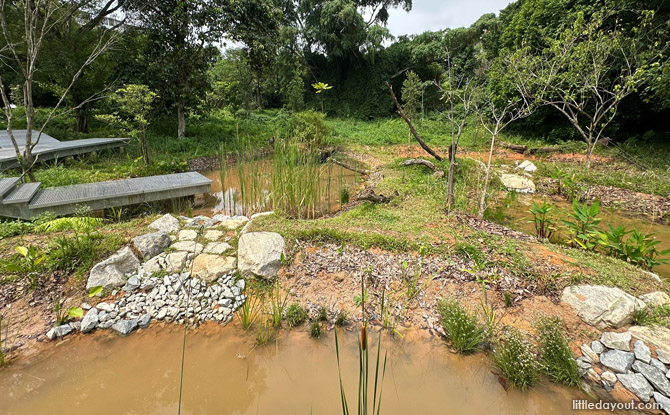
[
  {"xmin": 437, "ymin": 299, "xmax": 485, "ymax": 353},
  {"xmin": 493, "ymin": 328, "xmax": 539, "ymax": 390},
  {"xmin": 287, "ymin": 110, "xmax": 328, "ymax": 143},
  {"xmin": 536, "ymin": 317, "xmax": 580, "ymax": 386},
  {"xmin": 286, "ymin": 303, "xmax": 308, "ymax": 327}
]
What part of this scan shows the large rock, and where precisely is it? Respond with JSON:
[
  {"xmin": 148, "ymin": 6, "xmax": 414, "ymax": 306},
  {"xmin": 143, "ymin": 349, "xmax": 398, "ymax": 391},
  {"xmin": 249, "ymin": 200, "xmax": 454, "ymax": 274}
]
[
  {"xmin": 170, "ymin": 241, "xmax": 204, "ymax": 254},
  {"xmin": 204, "ymin": 242, "xmax": 232, "ymax": 255},
  {"xmin": 634, "ymin": 340, "xmax": 652, "ymax": 364},
  {"xmin": 654, "ymin": 392, "xmax": 670, "ymax": 415},
  {"xmin": 561, "ymin": 285, "xmax": 644, "ymax": 329},
  {"xmin": 639, "ymin": 292, "xmax": 670, "ymax": 307},
  {"xmin": 131, "ymin": 231, "xmax": 171, "ymax": 260},
  {"xmin": 629, "ymin": 326, "xmax": 670, "ymax": 354},
  {"xmin": 87, "ymin": 247, "xmax": 140, "ymax": 291},
  {"xmin": 192, "ymin": 254, "xmax": 237, "ymax": 283},
  {"xmin": 219, "ymin": 218, "xmax": 248, "ymax": 230},
  {"xmin": 601, "ymin": 350, "xmax": 636, "ymax": 373},
  {"xmin": 600, "ymin": 331, "xmax": 632, "ymax": 351},
  {"xmin": 500, "ymin": 173, "xmax": 535, "ymax": 194},
  {"xmin": 617, "ymin": 373, "xmax": 653, "ymax": 403},
  {"xmin": 516, "ymin": 160, "xmax": 537, "ymax": 173},
  {"xmin": 178, "ymin": 229, "xmax": 198, "ymax": 241},
  {"xmin": 148, "ymin": 214, "xmax": 180, "ymax": 234},
  {"xmin": 80, "ymin": 308, "xmax": 99, "ymax": 333},
  {"xmin": 46, "ymin": 324, "xmax": 73, "ymax": 340},
  {"xmin": 237, "ymin": 232, "xmax": 285, "ymax": 279},
  {"xmin": 111, "ymin": 319, "xmax": 138, "ymax": 336},
  {"xmin": 632, "ymin": 360, "xmax": 670, "ymax": 396},
  {"xmin": 143, "ymin": 251, "xmax": 191, "ymax": 275}
]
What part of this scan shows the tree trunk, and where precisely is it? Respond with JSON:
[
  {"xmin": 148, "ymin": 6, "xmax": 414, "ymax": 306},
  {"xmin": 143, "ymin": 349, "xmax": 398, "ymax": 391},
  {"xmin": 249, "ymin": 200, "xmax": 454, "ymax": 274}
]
[
  {"xmin": 177, "ymin": 103, "xmax": 186, "ymax": 138},
  {"xmin": 478, "ymin": 133, "xmax": 497, "ymax": 219},
  {"xmin": 76, "ymin": 106, "xmax": 90, "ymax": 133},
  {"xmin": 585, "ymin": 139, "xmax": 594, "ymax": 169},
  {"xmin": 447, "ymin": 143, "xmax": 456, "ymax": 209}
]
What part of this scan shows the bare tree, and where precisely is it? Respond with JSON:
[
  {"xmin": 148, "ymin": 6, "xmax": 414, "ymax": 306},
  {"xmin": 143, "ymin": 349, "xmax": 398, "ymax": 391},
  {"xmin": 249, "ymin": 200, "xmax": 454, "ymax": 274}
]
[
  {"xmin": 505, "ymin": 12, "xmax": 667, "ymax": 168},
  {"xmin": 385, "ymin": 80, "xmax": 443, "ymax": 161},
  {"xmin": 0, "ymin": 0, "xmax": 122, "ymax": 180},
  {"xmin": 434, "ymin": 56, "xmax": 477, "ymax": 209},
  {"xmin": 476, "ymin": 94, "xmax": 533, "ymax": 219}
]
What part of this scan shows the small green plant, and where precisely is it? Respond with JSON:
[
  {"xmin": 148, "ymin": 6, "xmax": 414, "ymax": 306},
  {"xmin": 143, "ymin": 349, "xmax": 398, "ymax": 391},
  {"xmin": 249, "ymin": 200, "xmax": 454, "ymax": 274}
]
[
  {"xmin": 310, "ymin": 320, "xmax": 322, "ymax": 338},
  {"xmin": 256, "ymin": 318, "xmax": 276, "ymax": 345},
  {"xmin": 339, "ymin": 185, "xmax": 350, "ymax": 204},
  {"xmin": 503, "ymin": 291, "xmax": 514, "ymax": 308},
  {"xmin": 528, "ymin": 201, "xmax": 557, "ymax": 240},
  {"xmin": 53, "ymin": 299, "xmax": 83, "ymax": 327},
  {"xmin": 286, "ymin": 303, "xmax": 308, "ymax": 327},
  {"xmin": 335, "ymin": 310, "xmax": 348, "ymax": 326},
  {"xmin": 0, "ymin": 245, "xmax": 46, "ymax": 289},
  {"xmin": 437, "ymin": 299, "xmax": 485, "ymax": 353},
  {"xmin": 317, "ymin": 306, "xmax": 329, "ymax": 322},
  {"xmin": 493, "ymin": 328, "xmax": 539, "ymax": 390},
  {"xmin": 269, "ymin": 280, "xmax": 290, "ymax": 328},
  {"xmin": 237, "ymin": 290, "xmax": 261, "ymax": 330},
  {"xmin": 536, "ymin": 317, "xmax": 580, "ymax": 386},
  {"xmin": 354, "ymin": 290, "xmax": 369, "ymax": 308},
  {"xmin": 562, "ymin": 200, "xmax": 601, "ymax": 250}
]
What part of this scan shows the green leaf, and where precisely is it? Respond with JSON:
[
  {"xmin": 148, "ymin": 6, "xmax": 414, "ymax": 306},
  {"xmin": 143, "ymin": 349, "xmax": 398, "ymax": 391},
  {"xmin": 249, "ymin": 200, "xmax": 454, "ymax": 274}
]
[
  {"xmin": 67, "ymin": 307, "xmax": 84, "ymax": 319},
  {"xmin": 88, "ymin": 286, "xmax": 103, "ymax": 297},
  {"xmin": 15, "ymin": 246, "xmax": 28, "ymax": 257}
]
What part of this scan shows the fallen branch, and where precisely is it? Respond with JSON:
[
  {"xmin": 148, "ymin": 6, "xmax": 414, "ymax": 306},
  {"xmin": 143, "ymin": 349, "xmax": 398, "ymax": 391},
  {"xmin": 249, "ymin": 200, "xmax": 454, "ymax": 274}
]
[
  {"xmin": 356, "ymin": 187, "xmax": 397, "ymax": 204},
  {"xmin": 400, "ymin": 158, "xmax": 438, "ymax": 172},
  {"xmin": 384, "ymin": 81, "xmax": 443, "ymax": 161},
  {"xmin": 327, "ymin": 157, "xmax": 369, "ymax": 175}
]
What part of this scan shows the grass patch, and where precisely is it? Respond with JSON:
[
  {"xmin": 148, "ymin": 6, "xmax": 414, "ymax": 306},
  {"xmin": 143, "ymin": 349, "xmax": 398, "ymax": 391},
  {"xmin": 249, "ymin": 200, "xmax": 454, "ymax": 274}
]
[
  {"xmin": 285, "ymin": 303, "xmax": 308, "ymax": 327},
  {"xmin": 437, "ymin": 299, "xmax": 485, "ymax": 353},
  {"xmin": 493, "ymin": 328, "xmax": 539, "ymax": 390},
  {"xmin": 536, "ymin": 316, "xmax": 580, "ymax": 387}
]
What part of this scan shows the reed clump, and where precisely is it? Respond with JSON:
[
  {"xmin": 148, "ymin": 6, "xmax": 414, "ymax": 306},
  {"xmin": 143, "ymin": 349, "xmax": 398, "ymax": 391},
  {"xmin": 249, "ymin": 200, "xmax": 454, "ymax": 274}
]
[{"xmin": 220, "ymin": 136, "xmax": 352, "ymax": 219}]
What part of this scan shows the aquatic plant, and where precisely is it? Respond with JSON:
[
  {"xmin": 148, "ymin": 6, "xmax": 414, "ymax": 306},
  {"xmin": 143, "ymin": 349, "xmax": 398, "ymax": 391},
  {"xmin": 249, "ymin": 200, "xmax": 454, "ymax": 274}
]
[
  {"xmin": 237, "ymin": 290, "xmax": 261, "ymax": 330},
  {"xmin": 562, "ymin": 200, "xmax": 601, "ymax": 250},
  {"xmin": 286, "ymin": 303, "xmax": 308, "ymax": 327},
  {"xmin": 437, "ymin": 299, "xmax": 485, "ymax": 353},
  {"xmin": 493, "ymin": 328, "xmax": 539, "ymax": 390},
  {"xmin": 536, "ymin": 316, "xmax": 580, "ymax": 387},
  {"xmin": 334, "ymin": 270, "xmax": 387, "ymax": 415},
  {"xmin": 270, "ymin": 279, "xmax": 290, "ymax": 328},
  {"xmin": 598, "ymin": 226, "xmax": 670, "ymax": 271},
  {"xmin": 528, "ymin": 201, "xmax": 557, "ymax": 240}
]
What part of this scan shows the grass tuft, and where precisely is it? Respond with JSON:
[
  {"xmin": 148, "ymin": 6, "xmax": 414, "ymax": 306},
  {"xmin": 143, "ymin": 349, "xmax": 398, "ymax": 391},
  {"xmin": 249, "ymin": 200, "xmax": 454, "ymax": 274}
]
[
  {"xmin": 493, "ymin": 328, "xmax": 539, "ymax": 390},
  {"xmin": 437, "ymin": 299, "xmax": 485, "ymax": 353},
  {"xmin": 536, "ymin": 316, "xmax": 580, "ymax": 386}
]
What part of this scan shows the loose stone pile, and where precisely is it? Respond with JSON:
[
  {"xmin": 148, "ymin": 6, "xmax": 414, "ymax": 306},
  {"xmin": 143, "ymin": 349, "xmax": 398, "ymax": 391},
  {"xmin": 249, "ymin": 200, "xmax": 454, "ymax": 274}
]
[
  {"xmin": 47, "ymin": 212, "xmax": 284, "ymax": 340},
  {"xmin": 577, "ymin": 331, "xmax": 670, "ymax": 413}
]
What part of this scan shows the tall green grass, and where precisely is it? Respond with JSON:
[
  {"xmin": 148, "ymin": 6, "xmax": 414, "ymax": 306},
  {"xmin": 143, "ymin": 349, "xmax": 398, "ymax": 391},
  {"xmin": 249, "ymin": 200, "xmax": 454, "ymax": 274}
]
[{"xmin": 220, "ymin": 135, "xmax": 351, "ymax": 219}]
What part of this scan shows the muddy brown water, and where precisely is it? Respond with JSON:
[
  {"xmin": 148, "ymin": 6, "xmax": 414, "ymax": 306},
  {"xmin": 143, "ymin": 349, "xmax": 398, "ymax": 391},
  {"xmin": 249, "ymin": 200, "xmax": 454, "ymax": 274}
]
[
  {"xmin": 194, "ymin": 160, "xmax": 359, "ymax": 217},
  {"xmin": 494, "ymin": 195, "xmax": 670, "ymax": 279},
  {"xmin": 0, "ymin": 324, "xmax": 621, "ymax": 415}
]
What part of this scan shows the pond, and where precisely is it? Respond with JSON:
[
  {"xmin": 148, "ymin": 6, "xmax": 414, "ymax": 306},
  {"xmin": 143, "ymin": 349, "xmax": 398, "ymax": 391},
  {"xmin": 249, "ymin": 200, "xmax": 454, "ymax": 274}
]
[
  {"xmin": 492, "ymin": 194, "xmax": 670, "ymax": 279},
  {"xmin": 195, "ymin": 158, "xmax": 359, "ymax": 218},
  {"xmin": 0, "ymin": 324, "xmax": 616, "ymax": 415}
]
